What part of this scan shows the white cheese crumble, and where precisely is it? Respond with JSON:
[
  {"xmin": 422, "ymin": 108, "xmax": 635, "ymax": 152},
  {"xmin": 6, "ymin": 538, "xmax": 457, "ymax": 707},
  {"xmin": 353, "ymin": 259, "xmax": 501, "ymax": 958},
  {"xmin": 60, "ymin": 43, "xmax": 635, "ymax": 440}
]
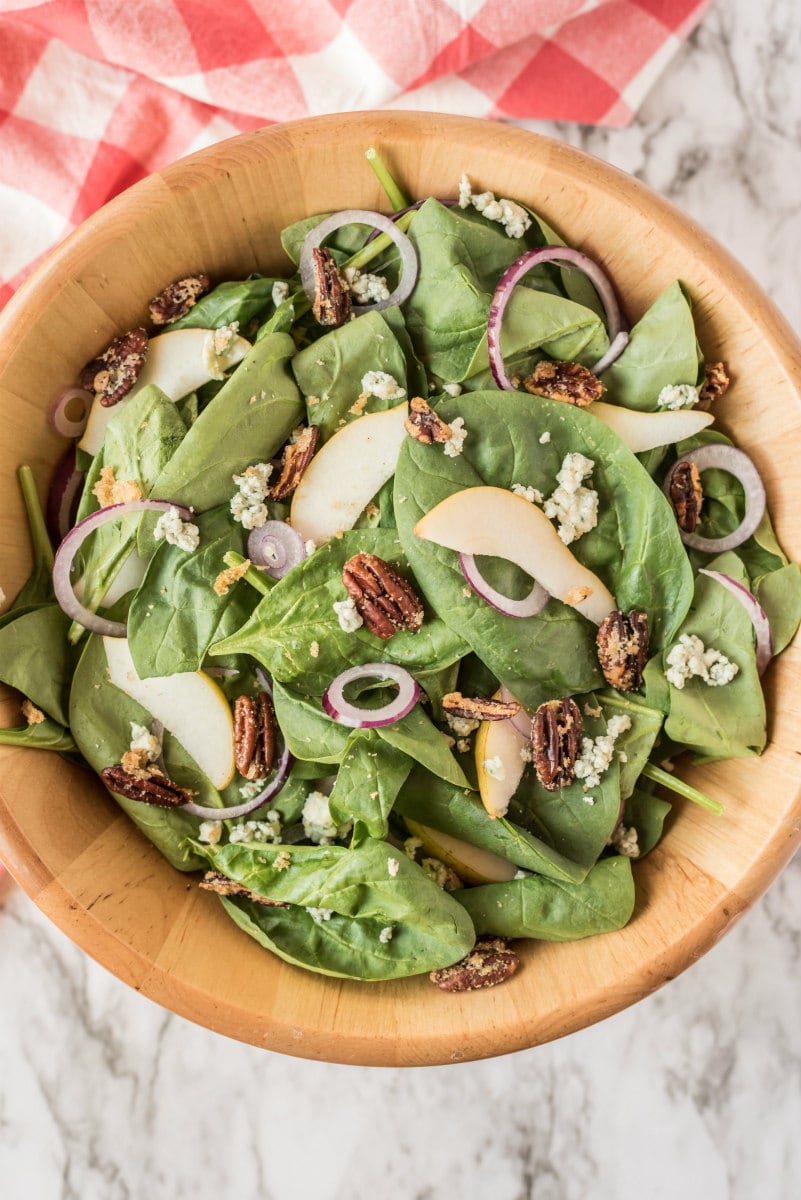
[
  {"xmin": 443, "ymin": 416, "xmax": 467, "ymax": 458},
  {"xmin": 333, "ymin": 596, "xmax": 364, "ymax": 633},
  {"xmin": 271, "ymin": 280, "xmax": 289, "ymax": 307},
  {"xmin": 458, "ymin": 173, "xmax": 531, "ymax": 239},
  {"xmin": 308, "ymin": 907, "xmax": 333, "ymax": 924},
  {"xmin": 421, "ymin": 858, "xmax": 451, "ymax": 889},
  {"xmin": 230, "ymin": 462, "xmax": 273, "ymax": 530},
  {"xmin": 379, "ymin": 925, "xmax": 394, "ymax": 943},
  {"xmin": 482, "ymin": 755, "xmax": 506, "ymax": 781},
  {"xmin": 360, "ymin": 370, "xmax": 406, "ymax": 401},
  {"xmin": 229, "ymin": 814, "xmax": 282, "ymax": 844},
  {"xmin": 539, "ymin": 431, "xmax": 552, "ymax": 444},
  {"xmin": 442, "ymin": 382, "xmax": 462, "ymax": 398},
  {"xmin": 665, "ymin": 634, "xmax": 739, "ymax": 689},
  {"xmin": 404, "ymin": 836, "xmax": 423, "ymax": 860},
  {"xmin": 520, "ymin": 744, "xmax": 533, "ymax": 763},
  {"xmin": 344, "ymin": 267, "xmax": 390, "ymax": 305},
  {"xmin": 304, "ymin": 539, "xmax": 317, "ymax": 556},
  {"xmin": 446, "ymin": 713, "xmax": 479, "ymax": 738},
  {"xmin": 574, "ymin": 715, "xmax": 632, "ymax": 790},
  {"xmin": 274, "ymin": 850, "xmax": 292, "ymax": 871},
  {"xmin": 543, "ymin": 452, "xmax": 599, "ymax": 545},
  {"xmin": 239, "ymin": 777, "xmax": 266, "ymax": 800},
  {"xmin": 611, "ymin": 824, "xmax": 640, "ymax": 858},
  {"xmin": 657, "ymin": 383, "xmax": 700, "ymax": 410},
  {"xmin": 153, "ymin": 506, "xmax": 200, "ymax": 552},
  {"xmin": 511, "ymin": 482, "xmax": 544, "ymax": 505},
  {"xmin": 387, "ymin": 857, "xmax": 400, "ymax": 878},
  {"xmin": 301, "ymin": 790, "xmax": 352, "ymax": 845},
  {"xmin": 198, "ymin": 820, "xmax": 223, "ymax": 845},
  {"xmin": 203, "ymin": 321, "xmax": 240, "ymax": 379},
  {"xmin": 129, "ymin": 721, "xmax": 161, "ymax": 763}
]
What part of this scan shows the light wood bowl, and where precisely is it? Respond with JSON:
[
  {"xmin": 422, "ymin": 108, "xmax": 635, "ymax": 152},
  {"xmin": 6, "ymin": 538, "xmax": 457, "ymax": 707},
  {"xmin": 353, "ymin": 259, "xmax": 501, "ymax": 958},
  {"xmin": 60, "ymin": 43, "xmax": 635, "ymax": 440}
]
[{"xmin": 1, "ymin": 113, "xmax": 799, "ymax": 1066}]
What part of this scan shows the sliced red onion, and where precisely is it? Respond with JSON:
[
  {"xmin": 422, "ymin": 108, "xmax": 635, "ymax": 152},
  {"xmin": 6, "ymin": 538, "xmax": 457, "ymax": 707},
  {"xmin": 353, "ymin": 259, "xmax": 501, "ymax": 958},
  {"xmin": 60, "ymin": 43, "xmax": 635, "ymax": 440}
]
[
  {"xmin": 182, "ymin": 741, "xmax": 293, "ymax": 821},
  {"xmin": 664, "ymin": 444, "xmax": 766, "ymax": 552},
  {"xmin": 50, "ymin": 387, "xmax": 92, "ymax": 438},
  {"xmin": 364, "ymin": 197, "xmax": 456, "ymax": 242},
  {"xmin": 498, "ymin": 685, "xmax": 533, "ymax": 739},
  {"xmin": 459, "ymin": 552, "xmax": 549, "ymax": 619},
  {"xmin": 46, "ymin": 445, "xmax": 84, "ymax": 545},
  {"xmin": 299, "ymin": 209, "xmax": 418, "ymax": 314},
  {"xmin": 247, "ymin": 521, "xmax": 306, "ymax": 579},
  {"xmin": 588, "ymin": 329, "xmax": 630, "ymax": 376},
  {"xmin": 323, "ymin": 663, "xmax": 419, "ymax": 729},
  {"xmin": 487, "ymin": 246, "xmax": 625, "ymax": 390},
  {"xmin": 699, "ymin": 569, "xmax": 773, "ymax": 674},
  {"xmin": 52, "ymin": 499, "xmax": 193, "ymax": 637}
]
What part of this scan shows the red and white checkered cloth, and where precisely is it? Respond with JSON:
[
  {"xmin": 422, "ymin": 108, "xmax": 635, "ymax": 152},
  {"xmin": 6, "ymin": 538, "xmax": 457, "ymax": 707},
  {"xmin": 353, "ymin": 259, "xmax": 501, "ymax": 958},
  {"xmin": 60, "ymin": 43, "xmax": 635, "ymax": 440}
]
[{"xmin": 0, "ymin": 0, "xmax": 712, "ymax": 310}]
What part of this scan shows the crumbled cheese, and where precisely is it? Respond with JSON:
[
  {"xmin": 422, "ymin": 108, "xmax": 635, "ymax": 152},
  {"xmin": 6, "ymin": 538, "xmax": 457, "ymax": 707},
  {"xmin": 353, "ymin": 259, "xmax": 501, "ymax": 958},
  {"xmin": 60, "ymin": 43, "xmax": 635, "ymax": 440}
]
[
  {"xmin": 583, "ymin": 795, "xmax": 595, "ymax": 806},
  {"xmin": 343, "ymin": 267, "xmax": 390, "ymax": 305},
  {"xmin": 482, "ymin": 755, "xmax": 506, "ymax": 781},
  {"xmin": 520, "ymin": 744, "xmax": 533, "ymax": 763},
  {"xmin": 421, "ymin": 858, "xmax": 451, "ymax": 889},
  {"xmin": 539, "ymin": 431, "xmax": 552, "ymax": 444},
  {"xmin": 349, "ymin": 394, "xmax": 368, "ymax": 416},
  {"xmin": 456, "ymin": 737, "xmax": 471, "ymax": 754},
  {"xmin": 657, "ymin": 383, "xmax": 699, "ymax": 410},
  {"xmin": 308, "ymin": 907, "xmax": 333, "ymax": 924},
  {"xmin": 153, "ymin": 505, "xmax": 200, "ymax": 551},
  {"xmin": 446, "ymin": 713, "xmax": 479, "ymax": 738},
  {"xmin": 309, "ymin": 641, "xmax": 320, "ymax": 658},
  {"xmin": 611, "ymin": 824, "xmax": 640, "ymax": 858},
  {"xmin": 543, "ymin": 452, "xmax": 598, "ymax": 545},
  {"xmin": 584, "ymin": 703, "xmax": 602, "ymax": 718},
  {"xmin": 458, "ymin": 172, "xmax": 472, "ymax": 209},
  {"xmin": 271, "ymin": 280, "xmax": 289, "ymax": 307},
  {"xmin": 665, "ymin": 634, "xmax": 739, "ymax": 689},
  {"xmin": 360, "ymin": 370, "xmax": 406, "ymax": 401},
  {"xmin": 21, "ymin": 699, "xmax": 45, "ymax": 725},
  {"xmin": 274, "ymin": 850, "xmax": 292, "ymax": 871},
  {"xmin": 511, "ymin": 483, "xmax": 543, "ymax": 505},
  {"xmin": 198, "ymin": 820, "xmax": 223, "ymax": 845},
  {"xmin": 333, "ymin": 596, "xmax": 364, "ymax": 633},
  {"xmin": 513, "ymin": 869, "xmax": 529, "ymax": 880},
  {"xmin": 229, "ymin": 814, "xmax": 282, "ymax": 844},
  {"xmin": 92, "ymin": 465, "xmax": 142, "ymax": 508},
  {"xmin": 129, "ymin": 721, "xmax": 161, "ymax": 763},
  {"xmin": 443, "ymin": 416, "xmax": 467, "ymax": 458},
  {"xmin": 230, "ymin": 462, "xmax": 273, "ymax": 530},
  {"xmin": 379, "ymin": 925, "xmax": 394, "ymax": 943},
  {"xmin": 458, "ymin": 173, "xmax": 531, "ymax": 239},
  {"xmin": 404, "ymin": 836, "xmax": 423, "ymax": 861},
  {"xmin": 239, "ymin": 777, "xmax": 267, "ymax": 800},
  {"xmin": 203, "ymin": 322, "xmax": 239, "ymax": 379},
  {"xmin": 442, "ymin": 382, "xmax": 462, "ymax": 398},
  {"xmin": 301, "ymin": 790, "xmax": 351, "ymax": 845},
  {"xmin": 213, "ymin": 558, "xmax": 250, "ymax": 596},
  {"xmin": 304, "ymin": 539, "xmax": 317, "ymax": 556},
  {"xmin": 387, "ymin": 857, "xmax": 400, "ymax": 878},
  {"xmin": 574, "ymin": 715, "xmax": 632, "ymax": 790}
]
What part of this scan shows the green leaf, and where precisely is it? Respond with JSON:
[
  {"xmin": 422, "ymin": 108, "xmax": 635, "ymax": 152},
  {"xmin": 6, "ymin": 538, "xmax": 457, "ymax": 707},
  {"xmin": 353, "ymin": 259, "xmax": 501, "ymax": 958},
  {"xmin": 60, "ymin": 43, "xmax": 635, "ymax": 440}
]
[
  {"xmin": 0, "ymin": 604, "xmax": 76, "ymax": 725},
  {"xmin": 272, "ymin": 681, "xmax": 350, "ymax": 764},
  {"xmin": 602, "ymin": 282, "xmax": 702, "ymax": 411},
  {"xmin": 170, "ymin": 276, "xmax": 278, "ymax": 331},
  {"xmin": 756, "ymin": 563, "xmax": 801, "ymax": 655},
  {"xmin": 377, "ymin": 704, "xmax": 471, "ymax": 790},
  {"xmin": 623, "ymin": 786, "xmax": 671, "ymax": 856},
  {"xmin": 328, "ymin": 729, "xmax": 411, "ymax": 839},
  {"xmin": 0, "ymin": 716, "xmax": 76, "ymax": 753}
]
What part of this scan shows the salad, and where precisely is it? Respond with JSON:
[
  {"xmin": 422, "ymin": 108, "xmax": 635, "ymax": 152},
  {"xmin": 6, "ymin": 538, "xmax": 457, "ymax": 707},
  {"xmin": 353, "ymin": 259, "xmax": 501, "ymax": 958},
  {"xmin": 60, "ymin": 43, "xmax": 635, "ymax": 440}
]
[{"xmin": 2, "ymin": 149, "xmax": 800, "ymax": 990}]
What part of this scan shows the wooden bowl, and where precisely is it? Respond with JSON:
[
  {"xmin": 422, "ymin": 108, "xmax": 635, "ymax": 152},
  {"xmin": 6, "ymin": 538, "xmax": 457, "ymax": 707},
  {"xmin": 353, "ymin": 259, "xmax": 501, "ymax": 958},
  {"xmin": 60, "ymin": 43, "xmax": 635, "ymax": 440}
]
[{"xmin": 1, "ymin": 112, "xmax": 799, "ymax": 1066}]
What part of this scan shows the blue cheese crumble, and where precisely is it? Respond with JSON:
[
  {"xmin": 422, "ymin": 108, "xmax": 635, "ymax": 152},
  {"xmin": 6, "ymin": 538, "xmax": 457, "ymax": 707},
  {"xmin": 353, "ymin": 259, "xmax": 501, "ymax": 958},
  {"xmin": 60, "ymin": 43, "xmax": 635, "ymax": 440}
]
[
  {"xmin": 198, "ymin": 820, "xmax": 223, "ymax": 845},
  {"xmin": 574, "ymin": 714, "xmax": 631, "ymax": 790},
  {"xmin": 344, "ymin": 267, "xmax": 390, "ymax": 304},
  {"xmin": 230, "ymin": 462, "xmax": 273, "ymax": 530},
  {"xmin": 360, "ymin": 370, "xmax": 406, "ymax": 401},
  {"xmin": 443, "ymin": 416, "xmax": 467, "ymax": 458},
  {"xmin": 458, "ymin": 173, "xmax": 531, "ymax": 239},
  {"xmin": 482, "ymin": 755, "xmax": 506, "ymax": 781},
  {"xmin": 203, "ymin": 322, "xmax": 240, "ymax": 380},
  {"xmin": 301, "ymin": 790, "xmax": 352, "ymax": 845},
  {"xmin": 229, "ymin": 814, "xmax": 282, "ymax": 844},
  {"xmin": 387, "ymin": 857, "xmax": 400, "ymax": 878},
  {"xmin": 379, "ymin": 926, "xmax": 394, "ymax": 943},
  {"xmin": 511, "ymin": 482, "xmax": 544, "ymax": 505},
  {"xmin": 308, "ymin": 907, "xmax": 333, "ymax": 924},
  {"xmin": 657, "ymin": 383, "xmax": 699, "ymax": 410},
  {"xmin": 665, "ymin": 634, "xmax": 739, "ymax": 689},
  {"xmin": 153, "ymin": 505, "xmax": 200, "ymax": 551},
  {"xmin": 543, "ymin": 452, "xmax": 598, "ymax": 545},
  {"xmin": 333, "ymin": 596, "xmax": 363, "ymax": 633},
  {"xmin": 610, "ymin": 824, "xmax": 640, "ymax": 858},
  {"xmin": 271, "ymin": 280, "xmax": 289, "ymax": 307}
]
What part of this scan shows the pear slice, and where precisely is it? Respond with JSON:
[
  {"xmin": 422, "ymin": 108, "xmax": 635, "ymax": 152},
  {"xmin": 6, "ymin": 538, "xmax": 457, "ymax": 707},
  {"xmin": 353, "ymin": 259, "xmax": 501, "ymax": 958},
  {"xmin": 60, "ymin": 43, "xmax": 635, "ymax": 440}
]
[
  {"xmin": 290, "ymin": 402, "xmax": 408, "ymax": 544},
  {"xmin": 414, "ymin": 486, "xmax": 615, "ymax": 625},
  {"xmin": 103, "ymin": 636, "xmax": 235, "ymax": 789},
  {"xmin": 79, "ymin": 328, "xmax": 251, "ymax": 456},
  {"xmin": 404, "ymin": 818, "xmax": 518, "ymax": 885},
  {"xmin": 588, "ymin": 401, "xmax": 714, "ymax": 452},
  {"xmin": 474, "ymin": 706, "xmax": 529, "ymax": 819}
]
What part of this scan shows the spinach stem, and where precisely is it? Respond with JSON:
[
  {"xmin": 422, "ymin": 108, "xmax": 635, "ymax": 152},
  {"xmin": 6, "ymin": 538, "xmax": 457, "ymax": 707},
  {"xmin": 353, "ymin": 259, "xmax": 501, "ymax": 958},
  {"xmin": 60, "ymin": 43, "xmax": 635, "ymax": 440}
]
[
  {"xmin": 223, "ymin": 551, "xmax": 273, "ymax": 597},
  {"xmin": 365, "ymin": 147, "xmax": 411, "ymax": 212},
  {"xmin": 343, "ymin": 210, "xmax": 416, "ymax": 274},
  {"xmin": 17, "ymin": 465, "xmax": 54, "ymax": 572},
  {"xmin": 642, "ymin": 762, "xmax": 724, "ymax": 816}
]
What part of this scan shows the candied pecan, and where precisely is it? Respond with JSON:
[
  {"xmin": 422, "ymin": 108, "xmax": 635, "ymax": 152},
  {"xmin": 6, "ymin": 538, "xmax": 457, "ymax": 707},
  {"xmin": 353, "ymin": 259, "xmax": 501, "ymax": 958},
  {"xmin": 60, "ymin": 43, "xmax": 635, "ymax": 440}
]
[
  {"xmin": 342, "ymin": 553, "xmax": 424, "ymax": 640},
  {"xmin": 405, "ymin": 396, "xmax": 453, "ymax": 445},
  {"xmin": 442, "ymin": 692, "xmax": 522, "ymax": 722},
  {"xmin": 80, "ymin": 328, "xmax": 148, "ymax": 407},
  {"xmin": 199, "ymin": 871, "xmax": 288, "ymax": 907},
  {"xmin": 669, "ymin": 460, "xmax": 704, "ymax": 533},
  {"xmin": 523, "ymin": 360, "xmax": 604, "ymax": 407},
  {"xmin": 698, "ymin": 361, "xmax": 730, "ymax": 408},
  {"xmin": 430, "ymin": 937, "xmax": 520, "ymax": 992},
  {"xmin": 101, "ymin": 764, "xmax": 190, "ymax": 808},
  {"xmin": 531, "ymin": 698, "xmax": 583, "ymax": 791},
  {"xmin": 311, "ymin": 247, "xmax": 351, "ymax": 326},
  {"xmin": 148, "ymin": 273, "xmax": 211, "ymax": 325},
  {"xmin": 596, "ymin": 609, "xmax": 649, "ymax": 692},
  {"xmin": 270, "ymin": 425, "xmax": 321, "ymax": 500},
  {"xmin": 234, "ymin": 693, "xmax": 276, "ymax": 781}
]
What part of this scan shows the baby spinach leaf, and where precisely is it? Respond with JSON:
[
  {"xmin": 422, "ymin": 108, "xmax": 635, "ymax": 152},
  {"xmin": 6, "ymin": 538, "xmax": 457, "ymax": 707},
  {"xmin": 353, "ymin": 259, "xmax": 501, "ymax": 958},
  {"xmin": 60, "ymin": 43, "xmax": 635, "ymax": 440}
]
[
  {"xmin": 623, "ymin": 786, "xmax": 671, "ymax": 857},
  {"xmin": 598, "ymin": 691, "xmax": 664, "ymax": 800},
  {"xmin": 328, "ymin": 729, "xmax": 411, "ymax": 839},
  {"xmin": 756, "ymin": 563, "xmax": 801, "ymax": 655},
  {"xmin": 0, "ymin": 716, "xmax": 76, "ymax": 753},
  {"xmin": 0, "ymin": 604, "xmax": 76, "ymax": 725},
  {"xmin": 272, "ymin": 680, "xmax": 351, "ymax": 764},
  {"xmin": 280, "ymin": 213, "xmax": 371, "ymax": 266},
  {"xmin": 169, "ymin": 276, "xmax": 278, "ymax": 331},
  {"xmin": 455, "ymin": 855, "xmax": 635, "ymax": 941},
  {"xmin": 377, "ymin": 705, "xmax": 470, "ymax": 790},
  {"xmin": 602, "ymin": 281, "xmax": 702, "ymax": 410}
]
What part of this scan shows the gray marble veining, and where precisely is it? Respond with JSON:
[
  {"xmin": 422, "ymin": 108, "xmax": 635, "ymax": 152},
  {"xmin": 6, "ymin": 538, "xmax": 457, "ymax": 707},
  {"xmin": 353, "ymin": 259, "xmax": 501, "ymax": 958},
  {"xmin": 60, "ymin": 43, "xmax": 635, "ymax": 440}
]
[{"xmin": 1, "ymin": 1, "xmax": 800, "ymax": 1197}]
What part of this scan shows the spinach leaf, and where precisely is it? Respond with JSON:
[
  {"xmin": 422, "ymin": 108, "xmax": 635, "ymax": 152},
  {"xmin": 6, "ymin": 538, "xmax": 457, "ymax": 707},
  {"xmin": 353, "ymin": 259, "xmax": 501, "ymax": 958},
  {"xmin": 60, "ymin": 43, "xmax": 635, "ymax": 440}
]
[
  {"xmin": 598, "ymin": 690, "xmax": 664, "ymax": 800},
  {"xmin": 0, "ymin": 717, "xmax": 76, "ymax": 753},
  {"xmin": 0, "ymin": 604, "xmax": 75, "ymax": 725},
  {"xmin": 623, "ymin": 786, "xmax": 671, "ymax": 857},
  {"xmin": 602, "ymin": 281, "xmax": 702, "ymax": 410},
  {"xmin": 272, "ymin": 680, "xmax": 351, "ymax": 764},
  {"xmin": 756, "ymin": 563, "xmax": 801, "ymax": 655},
  {"xmin": 455, "ymin": 855, "xmax": 635, "ymax": 941},
  {"xmin": 280, "ymin": 213, "xmax": 371, "ymax": 266},
  {"xmin": 377, "ymin": 705, "xmax": 470, "ymax": 790},
  {"xmin": 328, "ymin": 729, "xmax": 411, "ymax": 839},
  {"xmin": 188, "ymin": 837, "xmax": 475, "ymax": 980},
  {"xmin": 170, "ymin": 276, "xmax": 278, "ymax": 331}
]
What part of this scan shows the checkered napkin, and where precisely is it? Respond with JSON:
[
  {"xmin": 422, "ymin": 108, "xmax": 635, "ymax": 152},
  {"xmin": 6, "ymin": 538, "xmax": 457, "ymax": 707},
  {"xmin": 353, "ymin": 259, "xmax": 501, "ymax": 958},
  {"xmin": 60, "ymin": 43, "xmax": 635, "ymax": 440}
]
[{"xmin": 0, "ymin": 0, "xmax": 711, "ymax": 309}]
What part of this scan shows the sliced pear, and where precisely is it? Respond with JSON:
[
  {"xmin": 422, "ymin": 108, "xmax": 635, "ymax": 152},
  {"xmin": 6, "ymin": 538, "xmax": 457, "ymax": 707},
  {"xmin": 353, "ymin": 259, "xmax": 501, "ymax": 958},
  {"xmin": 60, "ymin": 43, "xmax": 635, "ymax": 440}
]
[
  {"xmin": 103, "ymin": 636, "xmax": 235, "ymax": 789},
  {"xmin": 475, "ymin": 707, "xmax": 529, "ymax": 819},
  {"xmin": 290, "ymin": 402, "xmax": 408, "ymax": 544},
  {"xmin": 79, "ymin": 328, "xmax": 251, "ymax": 456},
  {"xmin": 588, "ymin": 401, "xmax": 714, "ymax": 452},
  {"xmin": 414, "ymin": 486, "xmax": 615, "ymax": 625},
  {"xmin": 404, "ymin": 818, "xmax": 518, "ymax": 885}
]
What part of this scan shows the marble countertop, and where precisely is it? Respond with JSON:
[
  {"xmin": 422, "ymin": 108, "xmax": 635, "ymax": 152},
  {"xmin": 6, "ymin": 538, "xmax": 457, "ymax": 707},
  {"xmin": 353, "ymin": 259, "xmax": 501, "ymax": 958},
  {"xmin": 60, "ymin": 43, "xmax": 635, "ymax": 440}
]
[{"xmin": 2, "ymin": 2, "xmax": 799, "ymax": 1197}]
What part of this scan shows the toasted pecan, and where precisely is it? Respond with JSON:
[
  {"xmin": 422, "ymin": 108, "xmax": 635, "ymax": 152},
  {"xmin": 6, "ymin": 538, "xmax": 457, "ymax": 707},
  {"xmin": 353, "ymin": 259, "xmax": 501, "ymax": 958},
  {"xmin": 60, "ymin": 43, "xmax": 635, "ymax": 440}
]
[
  {"xmin": 101, "ymin": 764, "xmax": 190, "ymax": 808},
  {"xmin": 80, "ymin": 328, "xmax": 148, "ymax": 407},
  {"xmin": 442, "ymin": 692, "xmax": 522, "ymax": 722},
  {"xmin": 234, "ymin": 693, "xmax": 277, "ymax": 781},
  {"xmin": 523, "ymin": 360, "xmax": 604, "ymax": 407},
  {"xmin": 342, "ymin": 553, "xmax": 424, "ymax": 640},
  {"xmin": 405, "ymin": 396, "xmax": 453, "ymax": 445},
  {"xmin": 311, "ymin": 247, "xmax": 351, "ymax": 326},
  {"xmin": 531, "ymin": 698, "xmax": 583, "ymax": 791},
  {"xmin": 430, "ymin": 937, "xmax": 520, "ymax": 992},
  {"xmin": 698, "ymin": 361, "xmax": 730, "ymax": 408},
  {"xmin": 596, "ymin": 609, "xmax": 649, "ymax": 692},
  {"xmin": 199, "ymin": 871, "xmax": 288, "ymax": 907},
  {"xmin": 669, "ymin": 460, "xmax": 704, "ymax": 533},
  {"xmin": 148, "ymin": 274, "xmax": 211, "ymax": 325},
  {"xmin": 270, "ymin": 425, "xmax": 320, "ymax": 500}
]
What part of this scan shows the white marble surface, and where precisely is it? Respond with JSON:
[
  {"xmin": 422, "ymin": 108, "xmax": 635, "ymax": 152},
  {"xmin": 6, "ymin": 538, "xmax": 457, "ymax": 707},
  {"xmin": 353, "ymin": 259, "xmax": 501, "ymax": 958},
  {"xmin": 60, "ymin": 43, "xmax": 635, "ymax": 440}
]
[{"xmin": 2, "ymin": 2, "xmax": 800, "ymax": 1197}]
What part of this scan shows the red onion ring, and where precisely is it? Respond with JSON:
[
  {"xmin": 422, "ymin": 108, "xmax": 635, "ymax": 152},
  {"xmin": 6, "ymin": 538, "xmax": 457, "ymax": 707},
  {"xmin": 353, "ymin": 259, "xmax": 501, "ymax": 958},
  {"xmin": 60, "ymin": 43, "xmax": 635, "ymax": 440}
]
[
  {"xmin": 247, "ymin": 521, "xmax": 306, "ymax": 579},
  {"xmin": 498, "ymin": 685, "xmax": 533, "ymax": 739},
  {"xmin": 698, "ymin": 569, "xmax": 773, "ymax": 675},
  {"xmin": 52, "ymin": 499, "xmax": 193, "ymax": 637},
  {"xmin": 459, "ymin": 552, "xmax": 549, "ymax": 619},
  {"xmin": 46, "ymin": 445, "xmax": 84, "ymax": 546},
  {"xmin": 323, "ymin": 663, "xmax": 419, "ymax": 729},
  {"xmin": 50, "ymin": 387, "xmax": 92, "ymax": 439},
  {"xmin": 299, "ymin": 209, "xmax": 419, "ymax": 315},
  {"xmin": 487, "ymin": 246, "xmax": 625, "ymax": 390},
  {"xmin": 663, "ymin": 444, "xmax": 766, "ymax": 552},
  {"xmin": 182, "ymin": 741, "xmax": 293, "ymax": 821}
]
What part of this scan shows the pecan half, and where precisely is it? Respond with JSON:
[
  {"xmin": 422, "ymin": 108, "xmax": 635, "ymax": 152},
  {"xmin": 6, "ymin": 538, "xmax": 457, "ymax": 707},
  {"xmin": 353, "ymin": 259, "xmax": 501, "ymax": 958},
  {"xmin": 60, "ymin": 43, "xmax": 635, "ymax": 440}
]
[
  {"xmin": 148, "ymin": 273, "xmax": 211, "ymax": 325},
  {"xmin": 698, "ymin": 360, "xmax": 730, "ymax": 408},
  {"xmin": 270, "ymin": 425, "xmax": 320, "ymax": 500},
  {"xmin": 311, "ymin": 247, "xmax": 351, "ymax": 326},
  {"xmin": 531, "ymin": 698, "xmax": 583, "ymax": 791},
  {"xmin": 405, "ymin": 396, "xmax": 453, "ymax": 445},
  {"xmin": 101, "ymin": 764, "xmax": 190, "ymax": 808},
  {"xmin": 342, "ymin": 553, "xmax": 424, "ymax": 640},
  {"xmin": 523, "ymin": 360, "xmax": 604, "ymax": 407},
  {"xmin": 80, "ymin": 328, "xmax": 149, "ymax": 407},
  {"xmin": 234, "ymin": 693, "xmax": 276, "ymax": 781},
  {"xmin": 442, "ymin": 692, "xmax": 522, "ymax": 722},
  {"xmin": 430, "ymin": 937, "xmax": 520, "ymax": 992},
  {"xmin": 596, "ymin": 609, "xmax": 649, "ymax": 692},
  {"xmin": 669, "ymin": 460, "xmax": 704, "ymax": 533},
  {"xmin": 199, "ymin": 871, "xmax": 288, "ymax": 907}
]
